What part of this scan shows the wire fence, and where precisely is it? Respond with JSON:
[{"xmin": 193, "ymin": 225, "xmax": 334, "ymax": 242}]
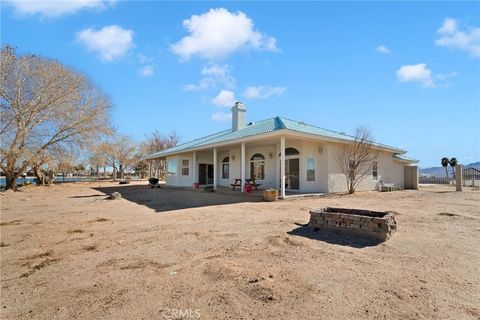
[{"xmin": 419, "ymin": 167, "xmax": 480, "ymax": 187}]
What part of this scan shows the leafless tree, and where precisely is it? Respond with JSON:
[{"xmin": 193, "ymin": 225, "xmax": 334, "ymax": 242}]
[
  {"xmin": 112, "ymin": 135, "xmax": 137, "ymax": 180},
  {"xmin": 52, "ymin": 146, "xmax": 78, "ymax": 182},
  {"xmin": 336, "ymin": 127, "xmax": 379, "ymax": 194},
  {"xmin": 0, "ymin": 45, "xmax": 112, "ymax": 189},
  {"xmin": 142, "ymin": 130, "xmax": 180, "ymax": 179}
]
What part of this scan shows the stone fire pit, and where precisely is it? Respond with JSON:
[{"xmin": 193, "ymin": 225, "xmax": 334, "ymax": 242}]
[{"xmin": 309, "ymin": 207, "xmax": 397, "ymax": 241}]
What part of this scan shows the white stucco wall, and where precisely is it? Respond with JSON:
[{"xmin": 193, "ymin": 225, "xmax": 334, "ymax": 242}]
[
  {"xmin": 326, "ymin": 143, "xmax": 407, "ymax": 193},
  {"xmin": 163, "ymin": 139, "xmax": 408, "ymax": 193}
]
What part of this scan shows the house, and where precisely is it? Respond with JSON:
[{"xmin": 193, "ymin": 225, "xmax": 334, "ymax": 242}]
[{"xmin": 145, "ymin": 102, "xmax": 418, "ymax": 197}]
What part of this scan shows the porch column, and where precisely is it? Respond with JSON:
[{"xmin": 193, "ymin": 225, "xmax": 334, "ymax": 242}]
[
  {"xmin": 148, "ymin": 160, "xmax": 152, "ymax": 178},
  {"xmin": 213, "ymin": 148, "xmax": 217, "ymax": 190},
  {"xmin": 241, "ymin": 142, "xmax": 246, "ymax": 192},
  {"xmin": 192, "ymin": 151, "xmax": 197, "ymax": 185},
  {"xmin": 280, "ymin": 136, "xmax": 286, "ymax": 198}
]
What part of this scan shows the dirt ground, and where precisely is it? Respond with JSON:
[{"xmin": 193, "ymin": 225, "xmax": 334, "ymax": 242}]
[{"xmin": 1, "ymin": 181, "xmax": 479, "ymax": 320}]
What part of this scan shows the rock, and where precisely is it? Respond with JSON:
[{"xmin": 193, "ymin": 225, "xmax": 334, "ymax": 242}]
[{"xmin": 107, "ymin": 192, "xmax": 122, "ymax": 200}]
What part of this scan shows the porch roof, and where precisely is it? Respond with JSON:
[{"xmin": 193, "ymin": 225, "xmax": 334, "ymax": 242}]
[
  {"xmin": 393, "ymin": 154, "xmax": 419, "ymax": 163},
  {"xmin": 145, "ymin": 116, "xmax": 407, "ymax": 160}
]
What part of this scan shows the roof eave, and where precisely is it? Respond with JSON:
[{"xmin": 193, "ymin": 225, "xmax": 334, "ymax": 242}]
[{"xmin": 145, "ymin": 128, "xmax": 405, "ymax": 159}]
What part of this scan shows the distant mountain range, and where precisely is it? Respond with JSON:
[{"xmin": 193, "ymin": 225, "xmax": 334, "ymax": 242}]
[{"xmin": 420, "ymin": 162, "xmax": 480, "ymax": 177}]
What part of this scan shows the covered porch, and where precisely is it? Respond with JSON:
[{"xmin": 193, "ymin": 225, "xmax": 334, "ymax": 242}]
[{"xmin": 147, "ymin": 134, "xmax": 328, "ymax": 199}]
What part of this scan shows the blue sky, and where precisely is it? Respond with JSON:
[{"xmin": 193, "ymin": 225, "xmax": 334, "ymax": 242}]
[{"xmin": 2, "ymin": 1, "xmax": 479, "ymax": 167}]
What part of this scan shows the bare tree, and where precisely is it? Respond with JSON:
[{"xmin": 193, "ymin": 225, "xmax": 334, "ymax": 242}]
[
  {"xmin": 142, "ymin": 130, "xmax": 180, "ymax": 179},
  {"xmin": 52, "ymin": 146, "xmax": 78, "ymax": 182},
  {"xmin": 336, "ymin": 127, "xmax": 379, "ymax": 194},
  {"xmin": 0, "ymin": 45, "xmax": 112, "ymax": 190},
  {"xmin": 90, "ymin": 142, "xmax": 112, "ymax": 178},
  {"xmin": 113, "ymin": 135, "xmax": 137, "ymax": 180}
]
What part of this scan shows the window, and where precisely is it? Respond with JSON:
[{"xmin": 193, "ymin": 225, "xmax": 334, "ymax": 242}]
[
  {"xmin": 250, "ymin": 153, "xmax": 265, "ymax": 180},
  {"xmin": 181, "ymin": 159, "xmax": 189, "ymax": 176},
  {"xmin": 307, "ymin": 157, "xmax": 315, "ymax": 181},
  {"xmin": 222, "ymin": 157, "xmax": 229, "ymax": 179},
  {"xmin": 348, "ymin": 159, "xmax": 355, "ymax": 180},
  {"xmin": 167, "ymin": 160, "xmax": 177, "ymax": 175},
  {"xmin": 285, "ymin": 147, "xmax": 300, "ymax": 156},
  {"xmin": 372, "ymin": 161, "xmax": 378, "ymax": 180}
]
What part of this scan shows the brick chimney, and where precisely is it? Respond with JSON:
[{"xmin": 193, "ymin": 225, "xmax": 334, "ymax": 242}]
[{"xmin": 231, "ymin": 102, "xmax": 246, "ymax": 131}]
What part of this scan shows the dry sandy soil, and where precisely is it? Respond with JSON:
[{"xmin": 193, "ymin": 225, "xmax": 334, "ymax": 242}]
[{"xmin": 0, "ymin": 181, "xmax": 479, "ymax": 320}]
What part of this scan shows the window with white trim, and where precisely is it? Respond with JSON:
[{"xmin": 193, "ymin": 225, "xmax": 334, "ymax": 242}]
[
  {"xmin": 250, "ymin": 153, "xmax": 265, "ymax": 180},
  {"xmin": 348, "ymin": 159, "xmax": 355, "ymax": 180},
  {"xmin": 222, "ymin": 157, "xmax": 229, "ymax": 179},
  {"xmin": 372, "ymin": 160, "xmax": 378, "ymax": 180},
  {"xmin": 181, "ymin": 159, "xmax": 189, "ymax": 176},
  {"xmin": 306, "ymin": 157, "xmax": 315, "ymax": 181},
  {"xmin": 167, "ymin": 160, "xmax": 177, "ymax": 175}
]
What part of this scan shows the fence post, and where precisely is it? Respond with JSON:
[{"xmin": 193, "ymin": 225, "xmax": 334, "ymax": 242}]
[{"xmin": 455, "ymin": 165, "xmax": 463, "ymax": 191}]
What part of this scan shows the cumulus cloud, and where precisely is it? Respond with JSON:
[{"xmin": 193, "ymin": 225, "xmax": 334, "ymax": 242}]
[
  {"xmin": 243, "ymin": 86, "xmax": 286, "ymax": 99},
  {"xmin": 396, "ymin": 63, "xmax": 435, "ymax": 88},
  {"xmin": 375, "ymin": 45, "xmax": 391, "ymax": 54},
  {"xmin": 435, "ymin": 18, "xmax": 480, "ymax": 58},
  {"xmin": 138, "ymin": 65, "xmax": 154, "ymax": 77},
  {"xmin": 77, "ymin": 25, "xmax": 134, "ymax": 61},
  {"xmin": 171, "ymin": 8, "xmax": 278, "ymax": 60},
  {"xmin": 184, "ymin": 64, "xmax": 236, "ymax": 91},
  {"xmin": 5, "ymin": 0, "xmax": 115, "ymax": 18},
  {"xmin": 211, "ymin": 112, "xmax": 232, "ymax": 122},
  {"xmin": 211, "ymin": 89, "xmax": 236, "ymax": 107}
]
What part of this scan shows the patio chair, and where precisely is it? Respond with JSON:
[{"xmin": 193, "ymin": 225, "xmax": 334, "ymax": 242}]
[
  {"xmin": 378, "ymin": 181, "xmax": 395, "ymax": 192},
  {"xmin": 148, "ymin": 178, "xmax": 160, "ymax": 189}
]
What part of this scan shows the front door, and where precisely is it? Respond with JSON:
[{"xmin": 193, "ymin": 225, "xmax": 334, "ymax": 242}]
[
  {"xmin": 199, "ymin": 164, "xmax": 207, "ymax": 185},
  {"xmin": 288, "ymin": 158, "xmax": 300, "ymax": 190},
  {"xmin": 198, "ymin": 164, "xmax": 214, "ymax": 185},
  {"xmin": 280, "ymin": 158, "xmax": 300, "ymax": 190},
  {"xmin": 207, "ymin": 164, "xmax": 214, "ymax": 184}
]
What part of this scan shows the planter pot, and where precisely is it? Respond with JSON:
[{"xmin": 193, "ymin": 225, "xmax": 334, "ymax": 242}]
[{"xmin": 263, "ymin": 190, "xmax": 278, "ymax": 202}]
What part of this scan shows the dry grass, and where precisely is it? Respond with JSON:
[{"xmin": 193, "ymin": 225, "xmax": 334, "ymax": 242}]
[{"xmin": 0, "ymin": 181, "xmax": 478, "ymax": 320}]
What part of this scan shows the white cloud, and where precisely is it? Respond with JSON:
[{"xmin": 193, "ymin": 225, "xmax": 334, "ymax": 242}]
[
  {"xmin": 436, "ymin": 71, "xmax": 459, "ymax": 80},
  {"xmin": 211, "ymin": 89, "xmax": 236, "ymax": 107},
  {"xmin": 184, "ymin": 78, "xmax": 213, "ymax": 91},
  {"xmin": 138, "ymin": 53, "xmax": 154, "ymax": 64},
  {"xmin": 77, "ymin": 25, "xmax": 134, "ymax": 61},
  {"xmin": 138, "ymin": 65, "xmax": 154, "ymax": 77},
  {"xmin": 396, "ymin": 63, "xmax": 435, "ymax": 88},
  {"xmin": 184, "ymin": 63, "xmax": 236, "ymax": 91},
  {"xmin": 435, "ymin": 18, "xmax": 480, "ymax": 58},
  {"xmin": 243, "ymin": 86, "xmax": 286, "ymax": 99},
  {"xmin": 211, "ymin": 112, "xmax": 232, "ymax": 122},
  {"xmin": 375, "ymin": 45, "xmax": 391, "ymax": 54},
  {"xmin": 5, "ymin": 0, "xmax": 115, "ymax": 18},
  {"xmin": 171, "ymin": 8, "xmax": 278, "ymax": 60}
]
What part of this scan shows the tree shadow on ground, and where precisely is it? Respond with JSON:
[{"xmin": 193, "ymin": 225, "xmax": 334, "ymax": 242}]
[
  {"xmin": 93, "ymin": 184, "xmax": 262, "ymax": 213},
  {"xmin": 288, "ymin": 224, "xmax": 383, "ymax": 248}
]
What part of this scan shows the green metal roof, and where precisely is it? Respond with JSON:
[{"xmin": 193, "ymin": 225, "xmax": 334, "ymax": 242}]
[
  {"xmin": 393, "ymin": 154, "xmax": 419, "ymax": 163},
  {"xmin": 146, "ymin": 116, "xmax": 409, "ymax": 159}
]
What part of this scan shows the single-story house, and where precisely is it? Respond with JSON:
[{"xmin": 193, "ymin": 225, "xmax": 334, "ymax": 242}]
[{"xmin": 145, "ymin": 102, "xmax": 418, "ymax": 197}]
